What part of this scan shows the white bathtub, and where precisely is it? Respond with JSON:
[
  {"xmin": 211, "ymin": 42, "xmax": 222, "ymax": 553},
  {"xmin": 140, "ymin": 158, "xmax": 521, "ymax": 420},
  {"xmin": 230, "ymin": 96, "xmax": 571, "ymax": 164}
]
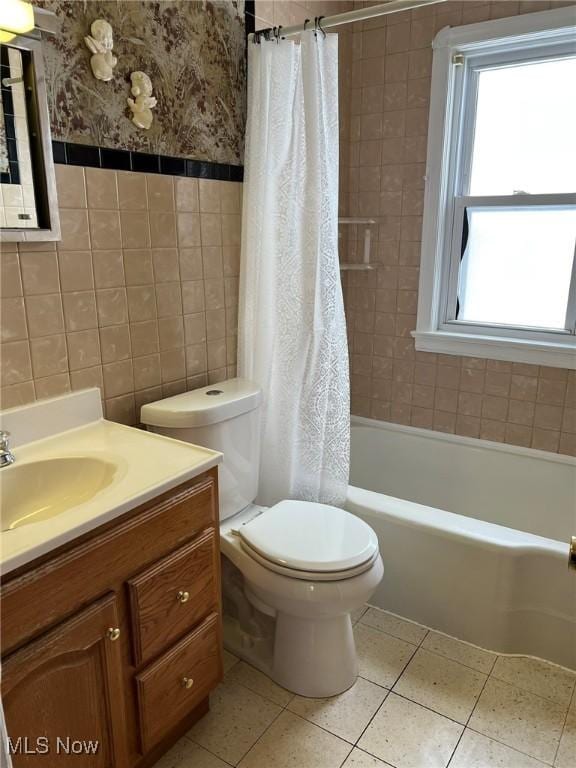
[{"xmin": 346, "ymin": 416, "xmax": 576, "ymax": 669}]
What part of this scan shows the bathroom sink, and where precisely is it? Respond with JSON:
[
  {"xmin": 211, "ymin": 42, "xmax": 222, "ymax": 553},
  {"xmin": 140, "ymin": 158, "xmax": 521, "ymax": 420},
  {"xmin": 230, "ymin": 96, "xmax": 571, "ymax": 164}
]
[{"xmin": 0, "ymin": 457, "xmax": 117, "ymax": 531}]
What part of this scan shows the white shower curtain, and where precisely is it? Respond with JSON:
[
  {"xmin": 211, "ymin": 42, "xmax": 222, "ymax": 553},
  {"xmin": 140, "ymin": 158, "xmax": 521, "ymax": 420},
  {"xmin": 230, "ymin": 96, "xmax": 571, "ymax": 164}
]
[{"xmin": 238, "ymin": 31, "xmax": 350, "ymax": 507}]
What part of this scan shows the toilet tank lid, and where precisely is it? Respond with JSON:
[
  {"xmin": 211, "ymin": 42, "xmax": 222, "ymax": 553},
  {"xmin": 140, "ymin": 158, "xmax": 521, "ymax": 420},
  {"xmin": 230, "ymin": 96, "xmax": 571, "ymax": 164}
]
[{"xmin": 140, "ymin": 378, "xmax": 262, "ymax": 428}]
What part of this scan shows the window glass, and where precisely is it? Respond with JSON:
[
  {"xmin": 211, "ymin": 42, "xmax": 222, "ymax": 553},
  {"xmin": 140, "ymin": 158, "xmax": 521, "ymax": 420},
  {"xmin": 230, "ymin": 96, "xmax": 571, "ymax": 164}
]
[
  {"xmin": 468, "ymin": 57, "xmax": 576, "ymax": 196},
  {"xmin": 457, "ymin": 206, "xmax": 576, "ymax": 329}
]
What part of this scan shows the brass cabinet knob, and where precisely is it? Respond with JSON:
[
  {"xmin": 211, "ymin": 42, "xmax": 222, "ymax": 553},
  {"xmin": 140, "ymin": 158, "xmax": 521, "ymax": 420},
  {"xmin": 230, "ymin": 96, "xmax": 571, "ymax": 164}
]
[
  {"xmin": 176, "ymin": 590, "xmax": 190, "ymax": 604},
  {"xmin": 107, "ymin": 627, "xmax": 121, "ymax": 642},
  {"xmin": 569, "ymin": 536, "xmax": 576, "ymax": 571},
  {"xmin": 181, "ymin": 677, "xmax": 194, "ymax": 689}
]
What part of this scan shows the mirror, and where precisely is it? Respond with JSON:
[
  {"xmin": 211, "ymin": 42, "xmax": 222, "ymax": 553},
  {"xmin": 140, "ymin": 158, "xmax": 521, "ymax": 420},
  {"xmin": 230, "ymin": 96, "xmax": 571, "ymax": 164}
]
[{"xmin": 0, "ymin": 34, "xmax": 59, "ymax": 241}]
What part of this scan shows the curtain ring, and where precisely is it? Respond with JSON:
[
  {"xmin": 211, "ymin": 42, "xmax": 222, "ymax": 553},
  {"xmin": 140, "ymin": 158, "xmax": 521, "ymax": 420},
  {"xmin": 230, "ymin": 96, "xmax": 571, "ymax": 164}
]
[
  {"xmin": 303, "ymin": 18, "xmax": 310, "ymax": 32},
  {"xmin": 317, "ymin": 16, "xmax": 327, "ymax": 39},
  {"xmin": 275, "ymin": 25, "xmax": 283, "ymax": 43}
]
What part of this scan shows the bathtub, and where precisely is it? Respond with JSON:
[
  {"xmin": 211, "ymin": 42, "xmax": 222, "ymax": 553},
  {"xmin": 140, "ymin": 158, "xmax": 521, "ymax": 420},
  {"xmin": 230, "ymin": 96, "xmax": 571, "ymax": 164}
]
[{"xmin": 346, "ymin": 416, "xmax": 576, "ymax": 669}]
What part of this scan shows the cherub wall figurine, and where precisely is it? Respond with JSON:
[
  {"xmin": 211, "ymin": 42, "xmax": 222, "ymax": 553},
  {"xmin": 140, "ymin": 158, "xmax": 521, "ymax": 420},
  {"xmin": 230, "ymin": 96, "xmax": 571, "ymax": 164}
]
[
  {"xmin": 127, "ymin": 71, "xmax": 157, "ymax": 130},
  {"xmin": 84, "ymin": 19, "xmax": 117, "ymax": 82}
]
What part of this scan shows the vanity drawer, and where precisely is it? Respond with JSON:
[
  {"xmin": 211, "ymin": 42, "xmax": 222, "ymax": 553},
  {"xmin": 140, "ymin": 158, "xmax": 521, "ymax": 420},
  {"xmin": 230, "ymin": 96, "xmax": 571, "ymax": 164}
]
[
  {"xmin": 135, "ymin": 613, "xmax": 222, "ymax": 753},
  {"xmin": 128, "ymin": 530, "xmax": 219, "ymax": 665}
]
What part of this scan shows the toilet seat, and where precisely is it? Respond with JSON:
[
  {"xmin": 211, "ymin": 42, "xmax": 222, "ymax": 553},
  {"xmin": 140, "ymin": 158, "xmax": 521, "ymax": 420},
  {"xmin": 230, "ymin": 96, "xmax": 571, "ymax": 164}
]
[{"xmin": 236, "ymin": 499, "xmax": 379, "ymax": 581}]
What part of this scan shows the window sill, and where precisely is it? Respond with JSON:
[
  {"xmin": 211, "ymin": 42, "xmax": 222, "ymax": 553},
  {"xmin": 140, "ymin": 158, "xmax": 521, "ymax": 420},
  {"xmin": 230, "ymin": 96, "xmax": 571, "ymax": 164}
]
[{"xmin": 413, "ymin": 330, "xmax": 576, "ymax": 370}]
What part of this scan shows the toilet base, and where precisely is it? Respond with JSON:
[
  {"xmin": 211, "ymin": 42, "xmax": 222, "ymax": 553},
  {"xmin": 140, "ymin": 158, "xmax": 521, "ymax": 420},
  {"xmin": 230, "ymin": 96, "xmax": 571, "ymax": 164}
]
[{"xmin": 273, "ymin": 612, "xmax": 358, "ymax": 697}]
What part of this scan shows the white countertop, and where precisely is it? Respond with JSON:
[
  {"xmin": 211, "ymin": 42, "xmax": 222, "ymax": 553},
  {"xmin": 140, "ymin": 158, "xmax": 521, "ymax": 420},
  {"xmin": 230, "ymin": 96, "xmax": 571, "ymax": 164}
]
[{"xmin": 0, "ymin": 390, "xmax": 222, "ymax": 575}]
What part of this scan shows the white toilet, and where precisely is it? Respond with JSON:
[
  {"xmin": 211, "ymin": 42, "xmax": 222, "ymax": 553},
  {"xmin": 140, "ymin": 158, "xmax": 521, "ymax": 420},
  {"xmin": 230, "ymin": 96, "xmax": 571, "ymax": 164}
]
[{"xmin": 141, "ymin": 378, "xmax": 384, "ymax": 697}]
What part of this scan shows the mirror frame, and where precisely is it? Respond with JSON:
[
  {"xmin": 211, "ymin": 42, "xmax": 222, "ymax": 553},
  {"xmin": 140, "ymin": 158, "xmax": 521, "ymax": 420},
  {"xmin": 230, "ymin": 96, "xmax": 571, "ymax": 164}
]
[{"xmin": 1, "ymin": 32, "xmax": 60, "ymax": 243}]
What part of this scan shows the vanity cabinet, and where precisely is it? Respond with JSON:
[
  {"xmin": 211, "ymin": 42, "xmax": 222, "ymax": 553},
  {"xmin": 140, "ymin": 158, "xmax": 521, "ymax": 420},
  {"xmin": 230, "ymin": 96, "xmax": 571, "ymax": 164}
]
[{"xmin": 0, "ymin": 468, "xmax": 222, "ymax": 768}]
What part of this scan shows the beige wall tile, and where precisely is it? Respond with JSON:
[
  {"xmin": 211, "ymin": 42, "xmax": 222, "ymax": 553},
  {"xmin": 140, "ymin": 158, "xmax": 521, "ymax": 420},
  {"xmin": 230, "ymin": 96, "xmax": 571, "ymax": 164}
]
[
  {"xmin": 130, "ymin": 320, "xmax": 159, "ymax": 357},
  {"xmin": 146, "ymin": 175, "xmax": 174, "ymax": 211},
  {"xmin": 62, "ymin": 291, "xmax": 98, "ymax": 332},
  {"xmin": 152, "ymin": 248, "xmax": 180, "ymax": 282},
  {"xmin": 175, "ymin": 177, "xmax": 199, "ymax": 212},
  {"xmin": 96, "ymin": 288, "xmax": 129, "ymax": 327},
  {"xmin": 89, "ymin": 210, "xmax": 122, "ymax": 250},
  {"xmin": 177, "ymin": 213, "xmax": 201, "ymax": 248},
  {"xmin": 85, "ymin": 167, "xmax": 118, "ymax": 209},
  {"xmin": 0, "ymin": 380, "xmax": 35, "ymax": 409},
  {"xmin": 120, "ymin": 211, "xmax": 151, "ymax": 249},
  {"xmin": 58, "ymin": 250, "xmax": 94, "ymax": 292},
  {"xmin": 124, "ymin": 249, "xmax": 154, "ymax": 285},
  {"xmin": 117, "ymin": 172, "xmax": 147, "ymax": 210},
  {"xmin": 20, "ymin": 251, "xmax": 60, "ymax": 295},
  {"xmin": 92, "ymin": 250, "xmax": 125, "ymax": 289},
  {"xmin": 55, "ymin": 165, "xmax": 86, "ymax": 209},
  {"xmin": 67, "ymin": 329, "xmax": 101, "ymax": 371},
  {"xmin": 25, "ymin": 294, "xmax": 65, "ymax": 337},
  {"xmin": 150, "ymin": 212, "xmax": 177, "ymax": 248},
  {"xmin": 70, "ymin": 364, "xmax": 103, "ymax": 393},
  {"xmin": 199, "ymin": 179, "xmax": 221, "ymax": 213},
  {"xmin": 160, "ymin": 348, "xmax": 186, "ymax": 382},
  {"xmin": 103, "ymin": 359, "xmax": 134, "ymax": 398},
  {"xmin": 155, "ymin": 282, "xmax": 183, "ymax": 318},
  {"xmin": 1, "ymin": 251, "xmax": 23, "ymax": 297},
  {"xmin": 30, "ymin": 334, "xmax": 68, "ymax": 378},
  {"xmin": 1, "ymin": 340, "xmax": 32, "ymax": 385},
  {"xmin": 158, "ymin": 316, "xmax": 184, "ymax": 351},
  {"xmin": 179, "ymin": 247, "xmax": 203, "ymax": 280},
  {"xmin": 105, "ymin": 393, "xmax": 136, "ymax": 425},
  {"xmin": 59, "ymin": 209, "xmax": 91, "ymax": 251},
  {"xmin": 100, "ymin": 324, "xmax": 131, "ymax": 363},
  {"xmin": 34, "ymin": 373, "xmax": 71, "ymax": 400},
  {"xmin": 133, "ymin": 354, "xmax": 161, "ymax": 390},
  {"xmin": 1, "ymin": 297, "xmax": 27, "ymax": 342},
  {"xmin": 127, "ymin": 285, "xmax": 157, "ymax": 322}
]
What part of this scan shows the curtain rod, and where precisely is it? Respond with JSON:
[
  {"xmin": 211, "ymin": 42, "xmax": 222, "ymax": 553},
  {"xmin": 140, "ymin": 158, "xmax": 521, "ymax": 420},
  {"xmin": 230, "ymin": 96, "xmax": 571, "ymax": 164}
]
[{"xmin": 249, "ymin": 0, "xmax": 448, "ymax": 41}]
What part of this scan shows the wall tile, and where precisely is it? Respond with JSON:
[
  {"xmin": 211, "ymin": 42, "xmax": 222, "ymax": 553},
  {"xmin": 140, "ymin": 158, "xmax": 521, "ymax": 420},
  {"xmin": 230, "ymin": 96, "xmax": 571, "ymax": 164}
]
[
  {"xmin": 58, "ymin": 250, "xmax": 94, "ymax": 291},
  {"xmin": 20, "ymin": 251, "xmax": 60, "ymax": 295},
  {"xmin": 342, "ymin": 2, "xmax": 571, "ymax": 454}
]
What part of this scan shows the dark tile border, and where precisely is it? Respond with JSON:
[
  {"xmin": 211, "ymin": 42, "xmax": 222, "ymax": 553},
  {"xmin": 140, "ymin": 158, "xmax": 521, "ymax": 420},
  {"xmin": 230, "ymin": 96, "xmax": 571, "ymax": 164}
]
[{"xmin": 52, "ymin": 140, "xmax": 244, "ymax": 182}]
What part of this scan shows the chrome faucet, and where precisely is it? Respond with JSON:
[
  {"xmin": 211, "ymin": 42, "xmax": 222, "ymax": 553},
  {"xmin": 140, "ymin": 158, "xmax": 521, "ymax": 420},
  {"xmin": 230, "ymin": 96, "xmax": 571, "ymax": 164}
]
[{"xmin": 0, "ymin": 431, "xmax": 15, "ymax": 467}]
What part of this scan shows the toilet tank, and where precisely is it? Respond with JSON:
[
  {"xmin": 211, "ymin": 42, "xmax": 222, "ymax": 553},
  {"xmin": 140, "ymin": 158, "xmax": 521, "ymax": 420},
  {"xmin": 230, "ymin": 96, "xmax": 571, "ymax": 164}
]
[{"xmin": 140, "ymin": 379, "xmax": 262, "ymax": 521}]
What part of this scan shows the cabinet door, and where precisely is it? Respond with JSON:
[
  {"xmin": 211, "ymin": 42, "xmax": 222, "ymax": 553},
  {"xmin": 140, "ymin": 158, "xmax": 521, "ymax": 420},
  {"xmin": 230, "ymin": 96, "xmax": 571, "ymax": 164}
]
[{"xmin": 2, "ymin": 594, "xmax": 128, "ymax": 768}]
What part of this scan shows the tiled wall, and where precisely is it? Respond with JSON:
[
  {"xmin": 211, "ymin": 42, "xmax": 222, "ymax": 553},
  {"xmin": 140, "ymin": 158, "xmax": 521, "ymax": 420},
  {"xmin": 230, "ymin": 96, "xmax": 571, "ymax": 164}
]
[
  {"xmin": 0, "ymin": 165, "xmax": 240, "ymax": 424},
  {"xmin": 340, "ymin": 0, "xmax": 576, "ymax": 455}
]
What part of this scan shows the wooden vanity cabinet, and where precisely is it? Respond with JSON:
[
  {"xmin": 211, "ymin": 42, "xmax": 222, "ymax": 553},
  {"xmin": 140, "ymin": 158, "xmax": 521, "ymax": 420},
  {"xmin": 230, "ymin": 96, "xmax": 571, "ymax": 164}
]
[{"xmin": 0, "ymin": 468, "xmax": 222, "ymax": 768}]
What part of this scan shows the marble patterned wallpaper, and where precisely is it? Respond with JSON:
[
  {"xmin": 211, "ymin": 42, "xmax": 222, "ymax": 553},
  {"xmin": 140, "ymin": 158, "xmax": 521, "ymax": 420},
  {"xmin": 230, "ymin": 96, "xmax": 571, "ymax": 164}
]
[{"xmin": 36, "ymin": 1, "xmax": 247, "ymax": 164}]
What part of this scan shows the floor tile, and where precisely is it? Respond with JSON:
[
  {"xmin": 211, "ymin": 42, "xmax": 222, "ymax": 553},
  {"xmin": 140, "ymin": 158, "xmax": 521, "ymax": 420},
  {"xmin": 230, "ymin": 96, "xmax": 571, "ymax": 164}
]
[
  {"xmin": 352, "ymin": 605, "xmax": 368, "ymax": 624},
  {"xmin": 288, "ymin": 676, "xmax": 387, "ymax": 743},
  {"xmin": 188, "ymin": 679, "xmax": 282, "ymax": 765},
  {"xmin": 223, "ymin": 649, "xmax": 239, "ymax": 673},
  {"xmin": 226, "ymin": 661, "xmax": 294, "ymax": 707},
  {"xmin": 355, "ymin": 623, "xmax": 417, "ymax": 688},
  {"xmin": 342, "ymin": 748, "xmax": 392, "ymax": 767},
  {"xmin": 469, "ymin": 677, "xmax": 566, "ymax": 764},
  {"xmin": 422, "ymin": 631, "xmax": 496, "ymax": 674},
  {"xmin": 360, "ymin": 608, "xmax": 428, "ymax": 646},
  {"xmin": 450, "ymin": 729, "xmax": 550, "ymax": 768},
  {"xmin": 491, "ymin": 655, "xmax": 576, "ymax": 707},
  {"xmin": 393, "ymin": 647, "xmax": 486, "ymax": 723},
  {"xmin": 358, "ymin": 692, "xmax": 462, "ymax": 768},
  {"xmin": 555, "ymin": 708, "xmax": 576, "ymax": 768},
  {"xmin": 238, "ymin": 710, "xmax": 352, "ymax": 768},
  {"xmin": 154, "ymin": 739, "xmax": 230, "ymax": 768}
]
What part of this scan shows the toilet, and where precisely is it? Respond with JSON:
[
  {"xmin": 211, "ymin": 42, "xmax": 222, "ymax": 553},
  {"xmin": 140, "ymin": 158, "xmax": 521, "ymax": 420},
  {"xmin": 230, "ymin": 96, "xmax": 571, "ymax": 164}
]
[{"xmin": 141, "ymin": 378, "xmax": 384, "ymax": 697}]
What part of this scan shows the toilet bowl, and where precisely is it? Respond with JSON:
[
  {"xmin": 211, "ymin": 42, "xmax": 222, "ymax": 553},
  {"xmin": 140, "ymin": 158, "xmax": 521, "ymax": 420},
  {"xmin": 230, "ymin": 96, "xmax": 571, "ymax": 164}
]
[{"xmin": 141, "ymin": 378, "xmax": 384, "ymax": 697}]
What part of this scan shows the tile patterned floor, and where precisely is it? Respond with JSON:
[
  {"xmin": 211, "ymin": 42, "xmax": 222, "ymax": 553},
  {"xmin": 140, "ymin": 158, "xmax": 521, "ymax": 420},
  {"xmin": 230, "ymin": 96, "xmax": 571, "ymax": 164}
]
[{"xmin": 153, "ymin": 605, "xmax": 576, "ymax": 768}]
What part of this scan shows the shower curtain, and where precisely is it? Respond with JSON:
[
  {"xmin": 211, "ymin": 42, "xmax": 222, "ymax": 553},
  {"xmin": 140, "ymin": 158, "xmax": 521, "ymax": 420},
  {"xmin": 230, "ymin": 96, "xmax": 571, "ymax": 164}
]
[{"xmin": 238, "ymin": 30, "xmax": 350, "ymax": 507}]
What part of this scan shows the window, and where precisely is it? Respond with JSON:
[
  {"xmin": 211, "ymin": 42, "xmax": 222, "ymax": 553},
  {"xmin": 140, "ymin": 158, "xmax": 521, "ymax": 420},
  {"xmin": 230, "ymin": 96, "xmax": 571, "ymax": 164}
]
[{"xmin": 415, "ymin": 8, "xmax": 576, "ymax": 369}]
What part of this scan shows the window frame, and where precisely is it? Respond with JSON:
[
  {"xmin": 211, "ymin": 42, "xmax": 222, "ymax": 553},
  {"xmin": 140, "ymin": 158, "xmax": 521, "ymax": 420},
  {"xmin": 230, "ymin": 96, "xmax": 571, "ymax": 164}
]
[{"xmin": 415, "ymin": 7, "xmax": 576, "ymax": 369}]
